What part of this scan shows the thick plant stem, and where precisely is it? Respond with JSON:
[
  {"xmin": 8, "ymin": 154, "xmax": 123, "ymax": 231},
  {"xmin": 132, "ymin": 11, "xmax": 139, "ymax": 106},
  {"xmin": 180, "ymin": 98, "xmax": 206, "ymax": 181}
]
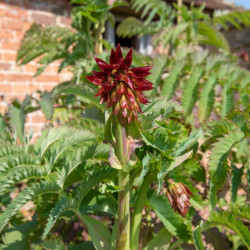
[
  {"xmin": 177, "ymin": 0, "xmax": 182, "ymax": 23},
  {"xmin": 117, "ymin": 170, "xmax": 130, "ymax": 250},
  {"xmin": 131, "ymin": 174, "xmax": 152, "ymax": 250},
  {"xmin": 114, "ymin": 117, "xmax": 130, "ymax": 250}
]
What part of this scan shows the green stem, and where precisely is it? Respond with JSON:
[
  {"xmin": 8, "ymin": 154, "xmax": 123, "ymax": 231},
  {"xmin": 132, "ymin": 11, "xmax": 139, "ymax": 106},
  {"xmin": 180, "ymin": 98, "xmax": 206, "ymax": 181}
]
[
  {"xmin": 95, "ymin": 20, "xmax": 104, "ymax": 55},
  {"xmin": 131, "ymin": 174, "xmax": 153, "ymax": 250},
  {"xmin": 113, "ymin": 117, "xmax": 130, "ymax": 250},
  {"xmin": 117, "ymin": 170, "xmax": 130, "ymax": 250}
]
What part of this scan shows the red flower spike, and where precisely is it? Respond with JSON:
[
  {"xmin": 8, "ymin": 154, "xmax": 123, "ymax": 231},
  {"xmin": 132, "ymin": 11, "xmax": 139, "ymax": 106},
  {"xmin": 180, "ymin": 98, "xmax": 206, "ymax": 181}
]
[
  {"xmin": 166, "ymin": 182, "xmax": 193, "ymax": 216},
  {"xmin": 87, "ymin": 44, "xmax": 153, "ymax": 124}
]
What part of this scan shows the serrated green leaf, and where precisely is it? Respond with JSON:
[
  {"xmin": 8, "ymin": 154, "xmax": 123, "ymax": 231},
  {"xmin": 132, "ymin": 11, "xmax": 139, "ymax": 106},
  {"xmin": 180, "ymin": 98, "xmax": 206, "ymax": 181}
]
[
  {"xmin": 192, "ymin": 226, "xmax": 204, "ymax": 250},
  {"xmin": 39, "ymin": 91, "xmax": 54, "ymax": 120},
  {"xmin": 144, "ymin": 227, "xmax": 172, "ymax": 250},
  {"xmin": 162, "ymin": 61, "xmax": 185, "ymax": 100},
  {"xmin": 9, "ymin": 106, "xmax": 25, "ymax": 143},
  {"xmin": 53, "ymin": 84, "xmax": 104, "ymax": 110},
  {"xmin": 80, "ymin": 215, "xmax": 112, "ymax": 250},
  {"xmin": 198, "ymin": 75, "xmax": 217, "ymax": 122},
  {"xmin": 231, "ymin": 163, "xmax": 244, "ymax": 204},
  {"xmin": 148, "ymin": 192, "xmax": 192, "ymax": 242},
  {"xmin": 182, "ymin": 67, "xmax": 204, "ymax": 115}
]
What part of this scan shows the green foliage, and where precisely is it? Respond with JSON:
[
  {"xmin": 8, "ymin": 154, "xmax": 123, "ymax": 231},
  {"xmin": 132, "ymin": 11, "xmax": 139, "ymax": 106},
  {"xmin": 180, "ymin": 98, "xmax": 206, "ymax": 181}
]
[
  {"xmin": 182, "ymin": 67, "xmax": 204, "ymax": 115},
  {"xmin": 198, "ymin": 75, "xmax": 217, "ymax": 122},
  {"xmin": 231, "ymin": 163, "xmax": 244, "ymax": 204},
  {"xmin": 4, "ymin": 0, "xmax": 249, "ymax": 248},
  {"xmin": 208, "ymin": 127, "xmax": 245, "ymax": 210},
  {"xmin": 17, "ymin": 24, "xmax": 74, "ymax": 76},
  {"xmin": 161, "ymin": 61, "xmax": 185, "ymax": 100},
  {"xmin": 39, "ymin": 91, "xmax": 54, "ymax": 120},
  {"xmin": 201, "ymin": 211, "xmax": 250, "ymax": 248},
  {"xmin": 213, "ymin": 10, "xmax": 250, "ymax": 29},
  {"xmin": 148, "ymin": 192, "xmax": 192, "ymax": 242}
]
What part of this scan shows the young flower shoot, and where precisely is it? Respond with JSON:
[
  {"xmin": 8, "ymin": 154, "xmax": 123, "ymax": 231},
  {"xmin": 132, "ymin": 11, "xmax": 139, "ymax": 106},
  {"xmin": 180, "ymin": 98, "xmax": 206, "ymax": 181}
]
[{"xmin": 86, "ymin": 44, "xmax": 153, "ymax": 124}]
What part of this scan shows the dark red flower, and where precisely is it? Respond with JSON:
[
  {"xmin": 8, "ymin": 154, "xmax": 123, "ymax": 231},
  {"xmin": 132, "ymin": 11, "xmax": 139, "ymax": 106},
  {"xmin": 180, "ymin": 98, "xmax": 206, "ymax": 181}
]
[
  {"xmin": 166, "ymin": 181, "xmax": 193, "ymax": 216},
  {"xmin": 86, "ymin": 44, "xmax": 153, "ymax": 124}
]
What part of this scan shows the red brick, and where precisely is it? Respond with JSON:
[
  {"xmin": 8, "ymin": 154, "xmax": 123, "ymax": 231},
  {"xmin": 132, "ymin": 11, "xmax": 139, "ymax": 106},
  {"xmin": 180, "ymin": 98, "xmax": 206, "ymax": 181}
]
[
  {"xmin": 23, "ymin": 22, "xmax": 32, "ymax": 31},
  {"xmin": 25, "ymin": 64, "xmax": 38, "ymax": 73},
  {"xmin": 4, "ymin": 8, "xmax": 28, "ymax": 20},
  {"xmin": 2, "ymin": 20, "xmax": 24, "ymax": 31},
  {"xmin": 31, "ymin": 115, "xmax": 47, "ymax": 123},
  {"xmin": 5, "ymin": 74, "xmax": 33, "ymax": 82},
  {"xmin": 0, "ymin": 105, "xmax": 7, "ymax": 114},
  {"xmin": 3, "ymin": 52, "xmax": 17, "ymax": 61},
  {"xmin": 12, "ymin": 84, "xmax": 27, "ymax": 92},
  {"xmin": 6, "ymin": 93, "xmax": 26, "ymax": 103},
  {"xmin": 0, "ymin": 63, "xmax": 12, "ymax": 71},
  {"xmin": 15, "ymin": 31, "xmax": 25, "ymax": 40},
  {"xmin": 0, "ymin": 30, "xmax": 15, "ymax": 39},
  {"xmin": 35, "ymin": 75, "xmax": 59, "ymax": 82},
  {"xmin": 60, "ymin": 66, "xmax": 72, "ymax": 74},
  {"xmin": 28, "ymin": 84, "xmax": 42, "ymax": 93},
  {"xmin": 7, "ymin": 0, "xmax": 25, "ymax": 7},
  {"xmin": 0, "ymin": 9, "xmax": 4, "ymax": 17},
  {"xmin": 31, "ymin": 13, "xmax": 56, "ymax": 25},
  {"xmin": 0, "ymin": 84, "xmax": 12, "ymax": 92},
  {"xmin": 60, "ymin": 16, "xmax": 72, "ymax": 26},
  {"xmin": 43, "ymin": 84, "xmax": 55, "ymax": 92},
  {"xmin": 2, "ymin": 42, "xmax": 20, "ymax": 50}
]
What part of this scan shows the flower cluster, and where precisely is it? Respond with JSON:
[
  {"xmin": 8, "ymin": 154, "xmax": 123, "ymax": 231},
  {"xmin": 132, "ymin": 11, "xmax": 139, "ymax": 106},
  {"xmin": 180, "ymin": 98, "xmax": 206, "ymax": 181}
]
[
  {"xmin": 166, "ymin": 182, "xmax": 193, "ymax": 216},
  {"xmin": 86, "ymin": 44, "xmax": 153, "ymax": 124}
]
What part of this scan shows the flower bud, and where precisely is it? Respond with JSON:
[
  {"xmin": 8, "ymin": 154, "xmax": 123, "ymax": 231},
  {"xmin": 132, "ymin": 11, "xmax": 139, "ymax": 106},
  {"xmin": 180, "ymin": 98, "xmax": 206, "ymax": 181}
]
[
  {"xmin": 166, "ymin": 182, "xmax": 193, "ymax": 216},
  {"xmin": 86, "ymin": 44, "xmax": 153, "ymax": 124}
]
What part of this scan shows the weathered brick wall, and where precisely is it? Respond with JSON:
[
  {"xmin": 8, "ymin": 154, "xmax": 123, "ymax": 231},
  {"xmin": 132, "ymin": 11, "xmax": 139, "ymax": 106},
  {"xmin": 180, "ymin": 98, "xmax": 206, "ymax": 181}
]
[{"xmin": 0, "ymin": 0, "xmax": 73, "ymax": 139}]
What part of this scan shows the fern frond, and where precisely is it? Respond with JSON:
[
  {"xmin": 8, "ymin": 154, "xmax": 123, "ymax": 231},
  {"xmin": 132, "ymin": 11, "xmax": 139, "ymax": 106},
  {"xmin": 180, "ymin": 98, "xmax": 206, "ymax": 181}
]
[
  {"xmin": 221, "ymin": 81, "xmax": 234, "ymax": 118},
  {"xmin": 232, "ymin": 206, "xmax": 250, "ymax": 221},
  {"xmin": 147, "ymin": 56, "xmax": 168, "ymax": 94},
  {"xmin": 161, "ymin": 61, "xmax": 185, "ymax": 100},
  {"xmin": 131, "ymin": 0, "xmax": 171, "ymax": 22},
  {"xmin": 73, "ymin": 167, "xmax": 115, "ymax": 208},
  {"xmin": 0, "ymin": 144, "xmax": 24, "ymax": 159},
  {"xmin": 0, "ymin": 165, "xmax": 48, "ymax": 195},
  {"xmin": 152, "ymin": 23, "xmax": 188, "ymax": 47},
  {"xmin": 0, "ymin": 154, "xmax": 39, "ymax": 175},
  {"xmin": 142, "ymin": 98, "xmax": 183, "ymax": 121},
  {"xmin": 214, "ymin": 10, "xmax": 250, "ymax": 30},
  {"xmin": 182, "ymin": 67, "xmax": 204, "ymax": 114},
  {"xmin": 198, "ymin": 75, "xmax": 217, "ymax": 122},
  {"xmin": 48, "ymin": 128, "xmax": 96, "ymax": 168},
  {"xmin": 209, "ymin": 129, "xmax": 244, "ymax": 179},
  {"xmin": 35, "ymin": 126, "xmax": 95, "ymax": 159},
  {"xmin": 53, "ymin": 84, "xmax": 104, "ymax": 111},
  {"xmin": 0, "ymin": 181, "xmax": 61, "ymax": 233},
  {"xmin": 196, "ymin": 22, "xmax": 230, "ymax": 51},
  {"xmin": 209, "ymin": 129, "xmax": 244, "ymax": 210},
  {"xmin": 204, "ymin": 119, "xmax": 237, "ymax": 139},
  {"xmin": 201, "ymin": 211, "xmax": 250, "ymax": 248},
  {"xmin": 116, "ymin": 17, "xmax": 157, "ymax": 38},
  {"xmin": 42, "ymin": 196, "xmax": 72, "ymax": 239}
]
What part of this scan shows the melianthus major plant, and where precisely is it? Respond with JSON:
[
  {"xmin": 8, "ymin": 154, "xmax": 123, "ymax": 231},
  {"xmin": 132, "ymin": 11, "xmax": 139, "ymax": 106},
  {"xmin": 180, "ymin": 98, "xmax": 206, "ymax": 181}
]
[{"xmin": 0, "ymin": 44, "xmax": 249, "ymax": 250}]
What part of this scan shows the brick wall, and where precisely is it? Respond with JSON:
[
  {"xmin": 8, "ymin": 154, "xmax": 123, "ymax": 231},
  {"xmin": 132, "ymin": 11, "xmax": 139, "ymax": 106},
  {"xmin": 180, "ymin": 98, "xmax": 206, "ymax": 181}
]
[{"xmin": 0, "ymin": 0, "xmax": 73, "ymax": 139}]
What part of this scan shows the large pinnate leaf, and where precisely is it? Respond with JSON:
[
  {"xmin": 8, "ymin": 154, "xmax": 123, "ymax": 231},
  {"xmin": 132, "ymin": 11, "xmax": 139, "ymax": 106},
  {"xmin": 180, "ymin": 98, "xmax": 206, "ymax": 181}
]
[
  {"xmin": 148, "ymin": 192, "xmax": 192, "ymax": 242},
  {"xmin": 209, "ymin": 129, "xmax": 244, "ymax": 210},
  {"xmin": 162, "ymin": 61, "xmax": 185, "ymax": 100},
  {"xmin": 198, "ymin": 75, "xmax": 217, "ymax": 122},
  {"xmin": 182, "ymin": 67, "xmax": 204, "ymax": 115},
  {"xmin": 10, "ymin": 106, "xmax": 25, "ymax": 143},
  {"xmin": 39, "ymin": 91, "xmax": 54, "ymax": 120}
]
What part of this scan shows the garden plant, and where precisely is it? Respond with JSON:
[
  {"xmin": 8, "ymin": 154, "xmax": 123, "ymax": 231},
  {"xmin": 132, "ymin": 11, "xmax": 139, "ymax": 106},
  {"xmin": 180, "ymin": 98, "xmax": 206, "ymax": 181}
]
[{"xmin": 0, "ymin": 0, "xmax": 249, "ymax": 249}]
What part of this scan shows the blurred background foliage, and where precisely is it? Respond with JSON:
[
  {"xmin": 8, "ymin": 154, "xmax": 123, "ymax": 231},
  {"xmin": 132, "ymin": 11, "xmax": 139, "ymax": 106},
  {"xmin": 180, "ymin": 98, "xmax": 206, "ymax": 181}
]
[{"xmin": 0, "ymin": 0, "xmax": 249, "ymax": 249}]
